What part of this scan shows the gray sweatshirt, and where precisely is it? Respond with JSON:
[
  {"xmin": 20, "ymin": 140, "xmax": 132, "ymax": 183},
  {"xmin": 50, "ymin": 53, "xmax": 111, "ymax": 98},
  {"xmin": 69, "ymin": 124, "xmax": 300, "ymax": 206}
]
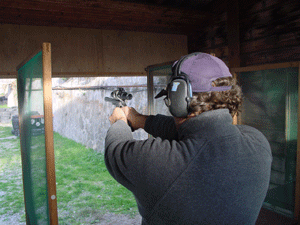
[{"xmin": 105, "ymin": 109, "xmax": 272, "ymax": 225}]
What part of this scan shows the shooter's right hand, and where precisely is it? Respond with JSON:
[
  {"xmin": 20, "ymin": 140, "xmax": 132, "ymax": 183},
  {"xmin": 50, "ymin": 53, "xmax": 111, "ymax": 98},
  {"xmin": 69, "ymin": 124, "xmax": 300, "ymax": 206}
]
[{"xmin": 122, "ymin": 107, "xmax": 148, "ymax": 131}]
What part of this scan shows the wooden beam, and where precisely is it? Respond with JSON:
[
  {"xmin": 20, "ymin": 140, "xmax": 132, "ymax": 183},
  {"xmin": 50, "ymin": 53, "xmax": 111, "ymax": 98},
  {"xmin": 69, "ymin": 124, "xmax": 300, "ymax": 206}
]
[
  {"xmin": 231, "ymin": 61, "xmax": 299, "ymax": 73},
  {"xmin": 0, "ymin": 0, "xmax": 213, "ymax": 34},
  {"xmin": 147, "ymin": 68, "xmax": 154, "ymax": 115},
  {"xmin": 52, "ymin": 72, "xmax": 147, "ymax": 77},
  {"xmin": 296, "ymin": 61, "xmax": 300, "ymax": 222},
  {"xmin": 227, "ymin": 0, "xmax": 240, "ymax": 69},
  {"xmin": 42, "ymin": 43, "xmax": 58, "ymax": 225},
  {"xmin": 0, "ymin": 71, "xmax": 147, "ymax": 79},
  {"xmin": 0, "ymin": 72, "xmax": 18, "ymax": 79}
]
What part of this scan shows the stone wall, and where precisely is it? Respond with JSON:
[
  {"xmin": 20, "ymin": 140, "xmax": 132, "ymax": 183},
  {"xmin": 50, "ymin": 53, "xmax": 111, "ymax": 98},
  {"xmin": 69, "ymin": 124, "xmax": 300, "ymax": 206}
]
[
  {"xmin": 52, "ymin": 77, "xmax": 169, "ymax": 153},
  {"xmin": 0, "ymin": 77, "xmax": 169, "ymax": 151},
  {"xmin": 0, "ymin": 107, "xmax": 18, "ymax": 125}
]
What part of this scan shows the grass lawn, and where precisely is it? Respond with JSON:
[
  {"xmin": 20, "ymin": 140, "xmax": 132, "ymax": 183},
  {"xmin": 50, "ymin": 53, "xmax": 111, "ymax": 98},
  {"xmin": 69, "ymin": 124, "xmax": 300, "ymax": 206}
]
[{"xmin": 0, "ymin": 125, "xmax": 138, "ymax": 224}]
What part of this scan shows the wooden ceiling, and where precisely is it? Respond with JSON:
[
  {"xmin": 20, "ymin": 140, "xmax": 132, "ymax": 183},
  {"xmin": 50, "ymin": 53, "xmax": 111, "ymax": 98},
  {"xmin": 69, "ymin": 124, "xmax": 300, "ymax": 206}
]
[{"xmin": 0, "ymin": 0, "xmax": 220, "ymax": 34}]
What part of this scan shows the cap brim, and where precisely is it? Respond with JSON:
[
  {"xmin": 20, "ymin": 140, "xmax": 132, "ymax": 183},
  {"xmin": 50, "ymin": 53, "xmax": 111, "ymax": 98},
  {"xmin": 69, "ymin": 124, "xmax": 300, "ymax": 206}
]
[{"xmin": 154, "ymin": 89, "xmax": 167, "ymax": 99}]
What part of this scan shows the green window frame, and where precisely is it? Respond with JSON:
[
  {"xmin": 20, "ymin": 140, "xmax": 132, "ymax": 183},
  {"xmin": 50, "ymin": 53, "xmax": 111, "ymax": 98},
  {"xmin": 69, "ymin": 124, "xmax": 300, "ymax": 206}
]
[{"xmin": 232, "ymin": 62, "xmax": 300, "ymax": 220}]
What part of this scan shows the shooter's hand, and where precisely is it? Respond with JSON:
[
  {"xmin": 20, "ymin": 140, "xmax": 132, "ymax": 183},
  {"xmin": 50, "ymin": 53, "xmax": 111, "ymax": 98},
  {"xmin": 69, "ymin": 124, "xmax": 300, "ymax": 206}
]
[
  {"xmin": 122, "ymin": 107, "xmax": 148, "ymax": 131},
  {"xmin": 109, "ymin": 107, "xmax": 127, "ymax": 125}
]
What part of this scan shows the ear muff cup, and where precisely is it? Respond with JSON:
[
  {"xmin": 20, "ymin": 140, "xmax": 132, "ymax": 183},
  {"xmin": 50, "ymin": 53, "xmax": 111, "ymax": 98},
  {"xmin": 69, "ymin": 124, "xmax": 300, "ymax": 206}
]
[{"xmin": 166, "ymin": 76, "xmax": 192, "ymax": 118}]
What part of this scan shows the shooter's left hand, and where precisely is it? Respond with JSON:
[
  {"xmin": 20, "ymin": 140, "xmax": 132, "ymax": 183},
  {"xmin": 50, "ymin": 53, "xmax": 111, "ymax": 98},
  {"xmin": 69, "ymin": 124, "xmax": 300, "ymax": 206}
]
[{"xmin": 109, "ymin": 107, "xmax": 127, "ymax": 125}]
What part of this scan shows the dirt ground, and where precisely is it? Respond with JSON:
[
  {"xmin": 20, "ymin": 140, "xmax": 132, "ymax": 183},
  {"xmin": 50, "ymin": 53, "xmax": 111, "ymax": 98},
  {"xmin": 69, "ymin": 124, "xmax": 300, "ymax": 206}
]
[
  {"xmin": 0, "ymin": 212, "xmax": 142, "ymax": 225},
  {"xmin": 96, "ymin": 213, "xmax": 142, "ymax": 225}
]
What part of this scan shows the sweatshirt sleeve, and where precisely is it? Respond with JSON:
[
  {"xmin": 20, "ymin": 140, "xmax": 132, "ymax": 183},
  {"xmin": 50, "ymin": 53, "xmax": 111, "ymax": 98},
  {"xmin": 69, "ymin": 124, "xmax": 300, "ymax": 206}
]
[
  {"xmin": 144, "ymin": 114, "xmax": 178, "ymax": 141},
  {"xmin": 104, "ymin": 119, "xmax": 186, "ymax": 204},
  {"xmin": 104, "ymin": 120, "xmax": 136, "ymax": 190}
]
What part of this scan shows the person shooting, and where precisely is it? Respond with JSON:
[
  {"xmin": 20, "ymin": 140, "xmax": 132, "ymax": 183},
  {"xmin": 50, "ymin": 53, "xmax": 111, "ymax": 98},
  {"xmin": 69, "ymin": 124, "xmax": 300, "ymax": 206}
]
[{"xmin": 105, "ymin": 52, "xmax": 272, "ymax": 225}]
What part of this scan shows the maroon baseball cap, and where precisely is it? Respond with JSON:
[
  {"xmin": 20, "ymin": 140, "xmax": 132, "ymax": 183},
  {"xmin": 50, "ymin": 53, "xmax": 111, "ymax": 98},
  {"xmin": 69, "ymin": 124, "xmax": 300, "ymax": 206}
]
[{"xmin": 173, "ymin": 52, "xmax": 232, "ymax": 93}]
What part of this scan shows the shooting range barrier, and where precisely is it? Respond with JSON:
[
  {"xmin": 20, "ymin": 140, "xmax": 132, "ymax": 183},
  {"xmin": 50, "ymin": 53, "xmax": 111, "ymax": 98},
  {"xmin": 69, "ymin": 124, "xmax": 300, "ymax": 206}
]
[
  {"xmin": 232, "ymin": 62, "xmax": 300, "ymax": 221},
  {"xmin": 17, "ymin": 43, "xmax": 58, "ymax": 224}
]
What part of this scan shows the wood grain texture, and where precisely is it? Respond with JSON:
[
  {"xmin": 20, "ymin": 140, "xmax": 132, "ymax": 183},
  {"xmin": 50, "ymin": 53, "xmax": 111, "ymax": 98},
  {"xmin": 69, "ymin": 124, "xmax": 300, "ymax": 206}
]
[
  {"xmin": 0, "ymin": 24, "xmax": 187, "ymax": 78},
  {"xmin": 42, "ymin": 43, "xmax": 58, "ymax": 225},
  {"xmin": 188, "ymin": 0, "xmax": 300, "ymax": 67},
  {"xmin": 0, "ymin": 0, "xmax": 212, "ymax": 34}
]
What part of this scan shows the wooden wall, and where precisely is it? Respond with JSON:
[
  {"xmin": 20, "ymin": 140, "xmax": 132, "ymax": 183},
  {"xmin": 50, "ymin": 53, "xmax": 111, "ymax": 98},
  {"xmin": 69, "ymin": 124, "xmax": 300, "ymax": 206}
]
[
  {"xmin": 0, "ymin": 24, "xmax": 188, "ymax": 77},
  {"xmin": 188, "ymin": 0, "xmax": 300, "ymax": 222},
  {"xmin": 188, "ymin": 0, "xmax": 300, "ymax": 67}
]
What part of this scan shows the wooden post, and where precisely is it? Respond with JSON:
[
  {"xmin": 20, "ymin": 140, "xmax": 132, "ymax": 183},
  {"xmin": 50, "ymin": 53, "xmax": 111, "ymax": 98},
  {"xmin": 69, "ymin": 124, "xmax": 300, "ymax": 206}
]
[
  {"xmin": 227, "ymin": 0, "xmax": 240, "ymax": 125},
  {"xmin": 146, "ymin": 67, "xmax": 154, "ymax": 116},
  {"xmin": 295, "ymin": 61, "xmax": 300, "ymax": 222},
  {"xmin": 42, "ymin": 43, "xmax": 58, "ymax": 225},
  {"xmin": 227, "ymin": 0, "xmax": 240, "ymax": 69},
  {"xmin": 232, "ymin": 71, "xmax": 239, "ymax": 125}
]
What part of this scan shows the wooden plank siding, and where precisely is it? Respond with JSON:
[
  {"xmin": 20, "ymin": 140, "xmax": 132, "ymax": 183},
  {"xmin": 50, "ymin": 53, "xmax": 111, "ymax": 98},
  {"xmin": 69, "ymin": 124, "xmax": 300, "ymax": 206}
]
[
  {"xmin": 0, "ymin": 0, "xmax": 211, "ymax": 34},
  {"xmin": 188, "ymin": 0, "xmax": 300, "ymax": 67},
  {"xmin": 0, "ymin": 25, "xmax": 187, "ymax": 78}
]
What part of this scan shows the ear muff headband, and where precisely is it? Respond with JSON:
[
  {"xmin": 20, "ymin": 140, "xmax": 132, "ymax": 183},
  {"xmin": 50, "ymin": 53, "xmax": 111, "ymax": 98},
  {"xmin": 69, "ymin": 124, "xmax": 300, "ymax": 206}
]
[
  {"xmin": 172, "ymin": 53, "xmax": 201, "ymax": 99},
  {"xmin": 173, "ymin": 52, "xmax": 202, "ymax": 78},
  {"xmin": 166, "ymin": 53, "xmax": 201, "ymax": 117}
]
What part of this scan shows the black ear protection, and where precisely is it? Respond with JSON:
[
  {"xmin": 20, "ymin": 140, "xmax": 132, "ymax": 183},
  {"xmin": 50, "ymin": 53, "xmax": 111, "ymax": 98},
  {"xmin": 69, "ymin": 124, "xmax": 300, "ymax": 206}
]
[
  {"xmin": 164, "ymin": 53, "xmax": 198, "ymax": 118},
  {"xmin": 154, "ymin": 53, "xmax": 201, "ymax": 117},
  {"xmin": 165, "ymin": 75, "xmax": 192, "ymax": 118}
]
